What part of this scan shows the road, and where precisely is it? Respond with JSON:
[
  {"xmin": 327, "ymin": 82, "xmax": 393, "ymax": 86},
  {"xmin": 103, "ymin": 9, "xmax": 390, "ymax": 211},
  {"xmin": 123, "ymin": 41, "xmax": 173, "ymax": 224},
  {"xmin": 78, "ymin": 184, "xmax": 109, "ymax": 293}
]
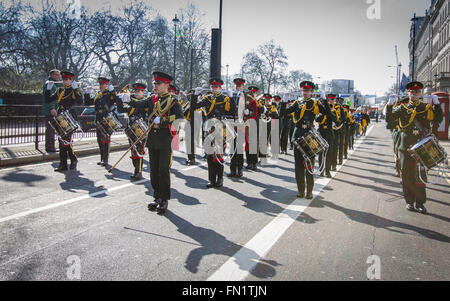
[{"xmin": 0, "ymin": 122, "xmax": 449, "ymax": 280}]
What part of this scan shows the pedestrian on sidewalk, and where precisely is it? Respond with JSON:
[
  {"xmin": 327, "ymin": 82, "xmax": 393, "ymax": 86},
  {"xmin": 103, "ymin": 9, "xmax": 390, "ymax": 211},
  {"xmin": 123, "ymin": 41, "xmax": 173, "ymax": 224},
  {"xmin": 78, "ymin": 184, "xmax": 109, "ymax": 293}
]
[{"xmin": 42, "ymin": 69, "xmax": 62, "ymax": 153}]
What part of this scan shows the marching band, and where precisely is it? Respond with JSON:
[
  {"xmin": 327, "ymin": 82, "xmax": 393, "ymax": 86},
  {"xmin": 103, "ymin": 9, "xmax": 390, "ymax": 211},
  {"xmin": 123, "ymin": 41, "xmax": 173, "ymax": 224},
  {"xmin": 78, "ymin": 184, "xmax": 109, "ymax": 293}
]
[{"xmin": 45, "ymin": 71, "xmax": 447, "ymax": 216}]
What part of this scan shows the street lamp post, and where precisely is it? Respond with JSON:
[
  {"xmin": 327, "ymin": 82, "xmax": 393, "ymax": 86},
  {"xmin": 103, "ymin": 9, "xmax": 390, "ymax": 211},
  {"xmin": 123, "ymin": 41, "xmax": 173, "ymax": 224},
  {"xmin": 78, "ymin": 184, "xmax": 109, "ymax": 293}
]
[
  {"xmin": 172, "ymin": 14, "xmax": 180, "ymax": 82},
  {"xmin": 226, "ymin": 64, "xmax": 229, "ymax": 90}
]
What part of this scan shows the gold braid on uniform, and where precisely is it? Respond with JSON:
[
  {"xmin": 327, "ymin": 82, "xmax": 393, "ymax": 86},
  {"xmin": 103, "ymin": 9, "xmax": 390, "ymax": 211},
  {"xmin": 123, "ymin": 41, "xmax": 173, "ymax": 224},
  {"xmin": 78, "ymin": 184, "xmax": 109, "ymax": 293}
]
[
  {"xmin": 292, "ymin": 100, "xmax": 319, "ymax": 124},
  {"xmin": 398, "ymin": 103, "xmax": 434, "ymax": 129}
]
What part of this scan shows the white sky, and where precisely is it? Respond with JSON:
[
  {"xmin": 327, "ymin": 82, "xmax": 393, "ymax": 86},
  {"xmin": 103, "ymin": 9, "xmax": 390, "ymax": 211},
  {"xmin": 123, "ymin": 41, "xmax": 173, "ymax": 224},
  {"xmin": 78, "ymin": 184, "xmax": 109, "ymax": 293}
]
[{"xmin": 21, "ymin": 0, "xmax": 431, "ymax": 95}]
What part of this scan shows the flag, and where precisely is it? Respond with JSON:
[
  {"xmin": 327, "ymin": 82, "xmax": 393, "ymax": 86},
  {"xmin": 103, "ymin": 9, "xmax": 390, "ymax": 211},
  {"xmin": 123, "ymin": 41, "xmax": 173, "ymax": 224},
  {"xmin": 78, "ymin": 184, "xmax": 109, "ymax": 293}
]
[{"xmin": 400, "ymin": 73, "xmax": 409, "ymax": 92}]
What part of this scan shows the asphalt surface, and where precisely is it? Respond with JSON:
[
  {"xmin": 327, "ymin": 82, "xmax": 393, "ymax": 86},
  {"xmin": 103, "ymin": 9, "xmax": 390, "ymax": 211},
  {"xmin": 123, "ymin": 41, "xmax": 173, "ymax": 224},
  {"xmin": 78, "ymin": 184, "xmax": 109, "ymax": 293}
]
[{"xmin": 0, "ymin": 122, "xmax": 449, "ymax": 280}]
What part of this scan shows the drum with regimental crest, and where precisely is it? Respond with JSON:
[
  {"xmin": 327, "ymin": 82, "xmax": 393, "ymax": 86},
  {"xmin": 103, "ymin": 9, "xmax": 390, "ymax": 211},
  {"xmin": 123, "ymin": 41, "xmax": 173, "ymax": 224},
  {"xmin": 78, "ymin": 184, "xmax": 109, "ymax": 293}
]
[
  {"xmin": 96, "ymin": 112, "xmax": 122, "ymax": 136},
  {"xmin": 125, "ymin": 118, "xmax": 148, "ymax": 144},
  {"xmin": 408, "ymin": 135, "xmax": 447, "ymax": 170},
  {"xmin": 49, "ymin": 110, "xmax": 79, "ymax": 138},
  {"xmin": 293, "ymin": 129, "xmax": 329, "ymax": 159}
]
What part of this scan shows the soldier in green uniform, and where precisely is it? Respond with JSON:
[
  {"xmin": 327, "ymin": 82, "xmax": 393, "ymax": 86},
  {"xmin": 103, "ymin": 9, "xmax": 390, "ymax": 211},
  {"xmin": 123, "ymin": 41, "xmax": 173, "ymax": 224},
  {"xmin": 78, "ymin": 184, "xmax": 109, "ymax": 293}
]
[
  {"xmin": 127, "ymin": 71, "xmax": 183, "ymax": 215},
  {"xmin": 331, "ymin": 97, "xmax": 347, "ymax": 169},
  {"xmin": 117, "ymin": 83, "xmax": 149, "ymax": 180},
  {"xmin": 192, "ymin": 78, "xmax": 236, "ymax": 188},
  {"xmin": 45, "ymin": 71, "xmax": 83, "ymax": 171},
  {"xmin": 84, "ymin": 77, "xmax": 120, "ymax": 167},
  {"xmin": 285, "ymin": 81, "xmax": 332, "ymax": 199},
  {"xmin": 386, "ymin": 81, "xmax": 443, "ymax": 214},
  {"xmin": 315, "ymin": 93, "xmax": 337, "ymax": 178},
  {"xmin": 386, "ymin": 96, "xmax": 409, "ymax": 177},
  {"xmin": 42, "ymin": 69, "xmax": 62, "ymax": 153}
]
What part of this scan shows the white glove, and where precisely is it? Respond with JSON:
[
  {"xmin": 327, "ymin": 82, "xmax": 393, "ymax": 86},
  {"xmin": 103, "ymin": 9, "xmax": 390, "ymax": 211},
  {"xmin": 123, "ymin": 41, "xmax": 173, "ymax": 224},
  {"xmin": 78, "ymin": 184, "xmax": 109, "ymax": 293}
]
[
  {"xmin": 108, "ymin": 84, "xmax": 114, "ymax": 92},
  {"xmin": 387, "ymin": 95, "xmax": 396, "ymax": 105},
  {"xmin": 46, "ymin": 81, "xmax": 54, "ymax": 90},
  {"xmin": 194, "ymin": 87, "xmax": 203, "ymax": 95},
  {"xmin": 431, "ymin": 95, "xmax": 440, "ymax": 105},
  {"xmin": 227, "ymin": 90, "xmax": 234, "ymax": 97},
  {"xmin": 85, "ymin": 87, "xmax": 93, "ymax": 94},
  {"xmin": 320, "ymin": 91, "xmax": 326, "ymax": 99},
  {"xmin": 146, "ymin": 92, "xmax": 151, "ymax": 97},
  {"xmin": 244, "ymin": 109, "xmax": 249, "ymax": 115},
  {"xmin": 153, "ymin": 116, "xmax": 160, "ymax": 124},
  {"xmin": 71, "ymin": 81, "xmax": 78, "ymax": 90},
  {"xmin": 119, "ymin": 93, "xmax": 130, "ymax": 103}
]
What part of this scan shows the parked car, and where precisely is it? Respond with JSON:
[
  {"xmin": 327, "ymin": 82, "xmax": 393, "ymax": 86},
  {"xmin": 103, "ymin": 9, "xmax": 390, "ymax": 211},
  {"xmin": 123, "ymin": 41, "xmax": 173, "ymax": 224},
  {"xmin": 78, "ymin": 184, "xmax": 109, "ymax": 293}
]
[{"xmin": 78, "ymin": 107, "xmax": 128, "ymax": 132}]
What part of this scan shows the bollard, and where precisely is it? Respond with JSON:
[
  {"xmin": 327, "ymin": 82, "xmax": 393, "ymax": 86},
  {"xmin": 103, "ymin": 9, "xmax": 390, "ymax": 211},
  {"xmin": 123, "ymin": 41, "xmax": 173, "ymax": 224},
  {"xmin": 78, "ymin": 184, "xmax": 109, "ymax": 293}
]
[{"xmin": 35, "ymin": 107, "xmax": 39, "ymax": 150}]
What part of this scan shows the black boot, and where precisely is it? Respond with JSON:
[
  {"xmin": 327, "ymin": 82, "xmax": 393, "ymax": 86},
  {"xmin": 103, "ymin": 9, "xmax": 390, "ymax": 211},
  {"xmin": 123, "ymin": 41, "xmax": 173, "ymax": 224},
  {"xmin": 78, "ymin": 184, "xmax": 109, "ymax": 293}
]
[
  {"xmin": 237, "ymin": 169, "xmax": 243, "ymax": 178},
  {"xmin": 69, "ymin": 159, "xmax": 78, "ymax": 170},
  {"xmin": 157, "ymin": 200, "xmax": 168, "ymax": 215},
  {"xmin": 406, "ymin": 204, "xmax": 416, "ymax": 212},
  {"xmin": 55, "ymin": 162, "xmax": 68, "ymax": 172},
  {"xmin": 227, "ymin": 172, "xmax": 236, "ymax": 178},
  {"xmin": 297, "ymin": 191, "xmax": 305, "ymax": 198},
  {"xmin": 215, "ymin": 177, "xmax": 223, "ymax": 188},
  {"xmin": 305, "ymin": 192, "xmax": 313, "ymax": 199},
  {"xmin": 415, "ymin": 203, "xmax": 427, "ymax": 214},
  {"xmin": 148, "ymin": 199, "xmax": 161, "ymax": 211}
]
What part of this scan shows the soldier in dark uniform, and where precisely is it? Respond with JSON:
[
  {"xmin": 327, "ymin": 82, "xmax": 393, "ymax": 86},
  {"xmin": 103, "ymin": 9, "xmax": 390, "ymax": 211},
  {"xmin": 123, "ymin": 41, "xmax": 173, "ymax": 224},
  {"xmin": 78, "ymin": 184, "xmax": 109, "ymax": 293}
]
[
  {"xmin": 127, "ymin": 71, "xmax": 184, "ymax": 215},
  {"xmin": 315, "ymin": 93, "xmax": 337, "ymax": 178},
  {"xmin": 259, "ymin": 93, "xmax": 279, "ymax": 164},
  {"xmin": 348, "ymin": 108, "xmax": 356, "ymax": 150},
  {"xmin": 117, "ymin": 83, "xmax": 149, "ymax": 180},
  {"xmin": 342, "ymin": 101, "xmax": 352, "ymax": 159},
  {"xmin": 332, "ymin": 97, "xmax": 348, "ymax": 168},
  {"xmin": 228, "ymin": 78, "xmax": 246, "ymax": 178},
  {"xmin": 245, "ymin": 86, "xmax": 259, "ymax": 170},
  {"xmin": 185, "ymin": 89, "xmax": 201, "ymax": 166},
  {"xmin": 285, "ymin": 81, "xmax": 331, "ymax": 199},
  {"xmin": 361, "ymin": 109, "xmax": 371, "ymax": 136},
  {"xmin": 279, "ymin": 97, "xmax": 291, "ymax": 155},
  {"xmin": 386, "ymin": 81, "xmax": 443, "ymax": 214},
  {"xmin": 192, "ymin": 78, "xmax": 236, "ymax": 188},
  {"xmin": 84, "ymin": 77, "xmax": 119, "ymax": 167},
  {"xmin": 272, "ymin": 95, "xmax": 282, "ymax": 155},
  {"xmin": 45, "ymin": 71, "xmax": 83, "ymax": 172}
]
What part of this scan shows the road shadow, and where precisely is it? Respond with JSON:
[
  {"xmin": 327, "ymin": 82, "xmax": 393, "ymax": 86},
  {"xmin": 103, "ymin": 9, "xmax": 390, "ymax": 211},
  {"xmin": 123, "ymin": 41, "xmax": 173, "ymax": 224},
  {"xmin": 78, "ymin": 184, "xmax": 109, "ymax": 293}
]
[
  {"xmin": 312, "ymin": 197, "xmax": 450, "ymax": 243},
  {"xmin": 164, "ymin": 210, "xmax": 281, "ymax": 278},
  {"xmin": 1, "ymin": 168, "xmax": 47, "ymax": 187},
  {"xmin": 56, "ymin": 167, "xmax": 106, "ymax": 196}
]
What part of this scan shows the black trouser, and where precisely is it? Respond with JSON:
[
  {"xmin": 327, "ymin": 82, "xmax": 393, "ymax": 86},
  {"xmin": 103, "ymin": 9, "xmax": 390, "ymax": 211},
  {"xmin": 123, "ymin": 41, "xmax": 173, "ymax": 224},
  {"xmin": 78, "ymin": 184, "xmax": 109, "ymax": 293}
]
[
  {"xmin": 207, "ymin": 154, "xmax": 224, "ymax": 184},
  {"xmin": 149, "ymin": 147, "xmax": 172, "ymax": 200},
  {"xmin": 45, "ymin": 116, "xmax": 56, "ymax": 151},
  {"xmin": 294, "ymin": 147, "xmax": 314, "ymax": 195},
  {"xmin": 230, "ymin": 153, "xmax": 244, "ymax": 174},
  {"xmin": 398, "ymin": 150, "xmax": 426, "ymax": 205},
  {"xmin": 333, "ymin": 129, "xmax": 344, "ymax": 165},
  {"xmin": 343, "ymin": 126, "xmax": 349, "ymax": 158},
  {"xmin": 318, "ymin": 131, "xmax": 333, "ymax": 175},
  {"xmin": 280, "ymin": 122, "xmax": 289, "ymax": 152},
  {"xmin": 130, "ymin": 138, "xmax": 145, "ymax": 175},
  {"xmin": 97, "ymin": 128, "xmax": 111, "ymax": 163},
  {"xmin": 58, "ymin": 133, "xmax": 76, "ymax": 166}
]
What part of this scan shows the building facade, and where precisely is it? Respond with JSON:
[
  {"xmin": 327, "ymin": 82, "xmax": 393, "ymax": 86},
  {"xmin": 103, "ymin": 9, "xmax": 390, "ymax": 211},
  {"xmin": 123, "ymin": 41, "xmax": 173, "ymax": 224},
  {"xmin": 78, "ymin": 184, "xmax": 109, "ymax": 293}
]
[{"xmin": 409, "ymin": 0, "xmax": 450, "ymax": 93}]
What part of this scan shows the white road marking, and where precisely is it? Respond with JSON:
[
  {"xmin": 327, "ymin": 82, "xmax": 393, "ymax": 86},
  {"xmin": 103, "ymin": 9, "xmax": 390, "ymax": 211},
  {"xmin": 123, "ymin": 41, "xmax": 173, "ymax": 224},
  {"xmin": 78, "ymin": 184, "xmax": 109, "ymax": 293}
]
[
  {"xmin": 0, "ymin": 157, "xmax": 207, "ymax": 224},
  {"xmin": 207, "ymin": 125, "xmax": 374, "ymax": 281}
]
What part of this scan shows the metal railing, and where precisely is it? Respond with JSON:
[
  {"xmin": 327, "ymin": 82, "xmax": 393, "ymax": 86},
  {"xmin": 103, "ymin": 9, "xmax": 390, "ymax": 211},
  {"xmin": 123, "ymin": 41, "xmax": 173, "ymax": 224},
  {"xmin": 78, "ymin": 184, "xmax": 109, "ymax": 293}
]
[{"xmin": 0, "ymin": 105, "xmax": 124, "ymax": 149}]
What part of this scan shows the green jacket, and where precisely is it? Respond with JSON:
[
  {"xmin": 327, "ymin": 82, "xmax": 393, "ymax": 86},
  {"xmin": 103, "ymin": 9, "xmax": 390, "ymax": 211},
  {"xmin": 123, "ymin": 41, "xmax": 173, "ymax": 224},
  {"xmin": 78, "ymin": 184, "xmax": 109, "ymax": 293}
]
[
  {"xmin": 41, "ymin": 78, "xmax": 61, "ymax": 116},
  {"xmin": 387, "ymin": 101, "xmax": 443, "ymax": 151}
]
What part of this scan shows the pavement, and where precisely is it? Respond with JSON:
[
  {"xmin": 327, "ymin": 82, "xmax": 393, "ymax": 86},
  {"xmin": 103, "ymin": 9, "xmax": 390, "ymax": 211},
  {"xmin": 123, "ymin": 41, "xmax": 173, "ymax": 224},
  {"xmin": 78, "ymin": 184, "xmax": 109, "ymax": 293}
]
[
  {"xmin": 0, "ymin": 121, "xmax": 449, "ymax": 281},
  {"xmin": 0, "ymin": 134, "xmax": 130, "ymax": 167}
]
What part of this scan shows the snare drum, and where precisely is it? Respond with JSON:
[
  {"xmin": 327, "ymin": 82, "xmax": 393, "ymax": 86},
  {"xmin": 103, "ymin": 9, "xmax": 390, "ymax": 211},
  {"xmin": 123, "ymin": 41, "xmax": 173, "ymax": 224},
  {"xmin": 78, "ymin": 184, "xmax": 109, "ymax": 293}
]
[
  {"xmin": 408, "ymin": 135, "xmax": 447, "ymax": 169},
  {"xmin": 294, "ymin": 130, "xmax": 329, "ymax": 158},
  {"xmin": 49, "ymin": 110, "xmax": 79, "ymax": 138},
  {"xmin": 96, "ymin": 113, "xmax": 122, "ymax": 136},
  {"xmin": 125, "ymin": 118, "xmax": 148, "ymax": 144}
]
